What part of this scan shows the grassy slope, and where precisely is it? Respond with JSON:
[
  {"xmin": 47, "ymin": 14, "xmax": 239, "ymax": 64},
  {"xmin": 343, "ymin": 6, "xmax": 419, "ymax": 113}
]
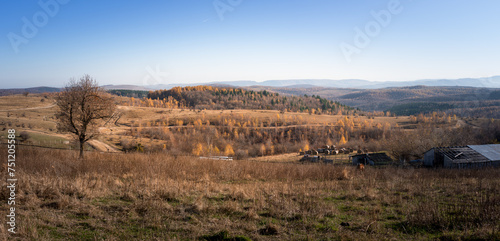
[
  {"xmin": 0, "ymin": 94, "xmax": 417, "ymax": 153},
  {"xmin": 0, "ymin": 147, "xmax": 498, "ymax": 240}
]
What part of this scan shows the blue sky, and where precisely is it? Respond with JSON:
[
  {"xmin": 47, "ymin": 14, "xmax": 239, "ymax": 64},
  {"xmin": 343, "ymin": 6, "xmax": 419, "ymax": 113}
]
[{"xmin": 1, "ymin": 0, "xmax": 499, "ymax": 88}]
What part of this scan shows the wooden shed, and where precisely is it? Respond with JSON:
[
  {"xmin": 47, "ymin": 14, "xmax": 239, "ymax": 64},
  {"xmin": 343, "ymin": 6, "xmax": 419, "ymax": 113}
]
[{"xmin": 351, "ymin": 153, "xmax": 393, "ymax": 166}]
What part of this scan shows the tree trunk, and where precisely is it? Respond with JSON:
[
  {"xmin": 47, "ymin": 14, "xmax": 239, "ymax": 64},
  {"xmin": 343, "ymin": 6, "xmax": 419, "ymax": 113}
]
[{"xmin": 79, "ymin": 140, "xmax": 84, "ymax": 159}]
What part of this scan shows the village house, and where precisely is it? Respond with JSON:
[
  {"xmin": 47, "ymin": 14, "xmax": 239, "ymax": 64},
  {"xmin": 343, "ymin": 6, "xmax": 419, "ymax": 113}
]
[
  {"xmin": 351, "ymin": 153, "xmax": 393, "ymax": 166},
  {"xmin": 423, "ymin": 144, "xmax": 500, "ymax": 168}
]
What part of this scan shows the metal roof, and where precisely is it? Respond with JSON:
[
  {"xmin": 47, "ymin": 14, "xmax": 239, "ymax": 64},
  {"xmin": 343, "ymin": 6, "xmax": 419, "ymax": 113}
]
[
  {"xmin": 434, "ymin": 146, "xmax": 490, "ymax": 163},
  {"xmin": 353, "ymin": 153, "xmax": 393, "ymax": 164},
  {"xmin": 468, "ymin": 144, "xmax": 500, "ymax": 161}
]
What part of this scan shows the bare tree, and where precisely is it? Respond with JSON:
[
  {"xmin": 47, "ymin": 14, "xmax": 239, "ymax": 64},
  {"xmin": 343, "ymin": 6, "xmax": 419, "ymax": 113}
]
[
  {"xmin": 386, "ymin": 126, "xmax": 460, "ymax": 163},
  {"xmin": 55, "ymin": 75, "xmax": 115, "ymax": 158}
]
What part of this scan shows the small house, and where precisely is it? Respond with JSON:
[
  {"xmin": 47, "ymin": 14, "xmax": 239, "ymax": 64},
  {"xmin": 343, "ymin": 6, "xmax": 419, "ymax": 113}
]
[
  {"xmin": 300, "ymin": 155, "xmax": 334, "ymax": 164},
  {"xmin": 351, "ymin": 153, "xmax": 393, "ymax": 166},
  {"xmin": 300, "ymin": 155, "xmax": 321, "ymax": 163}
]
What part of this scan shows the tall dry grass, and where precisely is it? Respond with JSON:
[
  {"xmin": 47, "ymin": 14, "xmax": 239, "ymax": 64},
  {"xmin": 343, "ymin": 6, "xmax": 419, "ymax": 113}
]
[{"xmin": 0, "ymin": 146, "xmax": 499, "ymax": 240}]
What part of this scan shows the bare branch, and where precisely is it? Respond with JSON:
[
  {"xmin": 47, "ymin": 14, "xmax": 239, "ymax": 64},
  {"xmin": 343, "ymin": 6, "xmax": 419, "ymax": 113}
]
[{"xmin": 55, "ymin": 75, "xmax": 116, "ymax": 158}]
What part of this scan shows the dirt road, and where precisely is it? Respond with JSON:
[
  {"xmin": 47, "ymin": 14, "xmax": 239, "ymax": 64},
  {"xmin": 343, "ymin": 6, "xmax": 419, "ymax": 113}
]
[
  {"xmin": 25, "ymin": 129, "xmax": 121, "ymax": 153},
  {"xmin": 0, "ymin": 103, "xmax": 56, "ymax": 112}
]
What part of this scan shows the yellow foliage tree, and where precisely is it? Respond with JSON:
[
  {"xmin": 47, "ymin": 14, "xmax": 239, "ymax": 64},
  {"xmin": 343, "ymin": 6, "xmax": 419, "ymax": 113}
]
[
  {"xmin": 224, "ymin": 144, "xmax": 235, "ymax": 156},
  {"xmin": 193, "ymin": 143, "xmax": 204, "ymax": 156},
  {"xmin": 260, "ymin": 144, "xmax": 266, "ymax": 156},
  {"xmin": 339, "ymin": 135, "xmax": 347, "ymax": 145},
  {"xmin": 337, "ymin": 119, "xmax": 345, "ymax": 127},
  {"xmin": 304, "ymin": 143, "xmax": 310, "ymax": 151}
]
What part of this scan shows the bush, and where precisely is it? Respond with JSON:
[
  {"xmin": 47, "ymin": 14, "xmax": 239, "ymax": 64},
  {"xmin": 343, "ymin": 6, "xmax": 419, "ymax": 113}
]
[
  {"xmin": 120, "ymin": 139, "xmax": 137, "ymax": 152},
  {"xmin": 20, "ymin": 131, "xmax": 30, "ymax": 141},
  {"xmin": 199, "ymin": 230, "xmax": 252, "ymax": 241},
  {"xmin": 235, "ymin": 149, "xmax": 249, "ymax": 160}
]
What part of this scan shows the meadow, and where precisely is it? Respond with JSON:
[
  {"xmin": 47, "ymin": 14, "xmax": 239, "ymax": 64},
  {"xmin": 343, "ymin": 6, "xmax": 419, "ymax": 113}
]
[
  {"xmin": 0, "ymin": 146, "xmax": 498, "ymax": 240},
  {"xmin": 1, "ymin": 93, "xmax": 499, "ymax": 240}
]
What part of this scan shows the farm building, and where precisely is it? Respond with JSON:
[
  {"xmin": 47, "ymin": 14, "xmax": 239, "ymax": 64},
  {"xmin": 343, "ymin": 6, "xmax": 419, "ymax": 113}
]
[
  {"xmin": 351, "ymin": 153, "xmax": 393, "ymax": 166},
  {"xmin": 299, "ymin": 155, "xmax": 334, "ymax": 164},
  {"xmin": 423, "ymin": 144, "xmax": 500, "ymax": 168},
  {"xmin": 300, "ymin": 155, "xmax": 321, "ymax": 163}
]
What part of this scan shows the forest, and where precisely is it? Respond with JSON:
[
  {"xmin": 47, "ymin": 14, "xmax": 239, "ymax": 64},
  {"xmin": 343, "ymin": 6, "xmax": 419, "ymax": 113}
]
[
  {"xmin": 1, "ymin": 88, "xmax": 499, "ymax": 240},
  {"xmin": 146, "ymin": 86, "xmax": 356, "ymax": 114},
  {"xmin": 104, "ymin": 86, "xmax": 500, "ymax": 161}
]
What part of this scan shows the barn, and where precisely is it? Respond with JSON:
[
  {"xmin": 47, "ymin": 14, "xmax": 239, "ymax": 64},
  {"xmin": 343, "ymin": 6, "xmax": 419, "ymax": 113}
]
[
  {"xmin": 351, "ymin": 153, "xmax": 393, "ymax": 166},
  {"xmin": 299, "ymin": 155, "xmax": 321, "ymax": 163},
  {"xmin": 423, "ymin": 144, "xmax": 500, "ymax": 168}
]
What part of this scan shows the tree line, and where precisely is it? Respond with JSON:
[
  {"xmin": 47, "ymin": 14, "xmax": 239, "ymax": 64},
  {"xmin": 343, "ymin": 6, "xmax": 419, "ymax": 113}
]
[{"xmin": 145, "ymin": 86, "xmax": 357, "ymax": 115}]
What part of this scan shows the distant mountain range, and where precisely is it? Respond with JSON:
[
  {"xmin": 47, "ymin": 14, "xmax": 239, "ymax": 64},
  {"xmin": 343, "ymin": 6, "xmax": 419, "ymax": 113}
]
[
  {"xmin": 0, "ymin": 86, "xmax": 60, "ymax": 96},
  {"xmin": 133, "ymin": 76, "xmax": 500, "ymax": 90},
  {"xmin": 4, "ymin": 77, "xmax": 500, "ymax": 118},
  {"xmin": 101, "ymin": 85, "xmax": 151, "ymax": 91},
  {"xmin": 3, "ymin": 76, "xmax": 500, "ymax": 96}
]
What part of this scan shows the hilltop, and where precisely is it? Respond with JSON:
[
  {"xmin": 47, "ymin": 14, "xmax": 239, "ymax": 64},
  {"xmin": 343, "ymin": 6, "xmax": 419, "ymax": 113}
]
[
  {"xmin": 146, "ymin": 86, "xmax": 356, "ymax": 114},
  {"xmin": 0, "ymin": 86, "xmax": 60, "ymax": 96},
  {"xmin": 248, "ymin": 85, "xmax": 500, "ymax": 118},
  {"xmin": 143, "ymin": 76, "xmax": 500, "ymax": 90},
  {"xmin": 5, "ymin": 75, "xmax": 499, "ymax": 116}
]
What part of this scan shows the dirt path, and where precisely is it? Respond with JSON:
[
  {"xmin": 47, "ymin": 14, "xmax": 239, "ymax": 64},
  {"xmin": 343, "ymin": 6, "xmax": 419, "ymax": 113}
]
[
  {"xmin": 87, "ymin": 139, "xmax": 120, "ymax": 153},
  {"xmin": 456, "ymin": 119, "xmax": 466, "ymax": 128},
  {"xmin": 456, "ymin": 119, "xmax": 480, "ymax": 129},
  {"xmin": 25, "ymin": 129, "xmax": 121, "ymax": 153},
  {"xmin": 104, "ymin": 123, "xmax": 334, "ymax": 132},
  {"xmin": 25, "ymin": 129, "xmax": 72, "ymax": 139},
  {"xmin": 0, "ymin": 103, "xmax": 56, "ymax": 112}
]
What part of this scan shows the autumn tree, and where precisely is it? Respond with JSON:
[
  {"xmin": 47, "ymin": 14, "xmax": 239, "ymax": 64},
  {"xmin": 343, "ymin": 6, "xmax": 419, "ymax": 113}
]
[
  {"xmin": 55, "ymin": 75, "xmax": 116, "ymax": 158},
  {"xmin": 224, "ymin": 144, "xmax": 235, "ymax": 156},
  {"xmin": 193, "ymin": 143, "xmax": 204, "ymax": 156}
]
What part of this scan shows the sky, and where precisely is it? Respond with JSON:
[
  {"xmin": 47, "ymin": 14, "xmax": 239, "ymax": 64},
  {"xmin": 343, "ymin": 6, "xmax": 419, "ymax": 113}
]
[{"xmin": 1, "ymin": 0, "xmax": 499, "ymax": 88}]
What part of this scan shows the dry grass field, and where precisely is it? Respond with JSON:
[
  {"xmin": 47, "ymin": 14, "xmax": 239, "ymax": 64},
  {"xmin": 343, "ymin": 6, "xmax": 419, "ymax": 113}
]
[
  {"xmin": 0, "ymin": 146, "xmax": 499, "ymax": 240},
  {"xmin": 0, "ymin": 94, "xmax": 58, "ymax": 132},
  {"xmin": 1, "ymin": 93, "xmax": 499, "ymax": 240},
  {"xmin": 0, "ymin": 94, "xmax": 418, "ymax": 154}
]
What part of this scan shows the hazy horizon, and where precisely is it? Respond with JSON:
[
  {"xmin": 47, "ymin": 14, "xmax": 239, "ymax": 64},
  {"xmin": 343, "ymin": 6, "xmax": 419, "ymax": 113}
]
[
  {"xmin": 2, "ymin": 0, "xmax": 500, "ymax": 88},
  {"xmin": 3, "ymin": 75, "xmax": 500, "ymax": 90}
]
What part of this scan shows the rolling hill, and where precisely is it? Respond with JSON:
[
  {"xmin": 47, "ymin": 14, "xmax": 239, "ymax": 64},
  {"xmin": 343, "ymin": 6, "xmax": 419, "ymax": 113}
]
[
  {"xmin": 0, "ymin": 86, "xmax": 60, "ymax": 96},
  {"xmin": 146, "ymin": 86, "xmax": 356, "ymax": 114},
  {"xmin": 144, "ymin": 76, "xmax": 500, "ymax": 89}
]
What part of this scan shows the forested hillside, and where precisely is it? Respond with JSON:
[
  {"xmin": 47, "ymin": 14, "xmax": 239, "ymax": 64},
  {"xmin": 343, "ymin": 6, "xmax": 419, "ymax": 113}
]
[
  {"xmin": 0, "ymin": 87, "xmax": 60, "ymax": 96},
  {"xmin": 146, "ymin": 86, "xmax": 357, "ymax": 114},
  {"xmin": 249, "ymin": 85, "xmax": 500, "ymax": 118},
  {"xmin": 108, "ymin": 89, "xmax": 149, "ymax": 98}
]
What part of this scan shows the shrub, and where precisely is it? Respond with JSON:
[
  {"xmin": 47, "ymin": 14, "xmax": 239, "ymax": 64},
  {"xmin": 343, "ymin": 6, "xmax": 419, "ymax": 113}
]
[
  {"xmin": 120, "ymin": 139, "xmax": 137, "ymax": 152},
  {"xmin": 20, "ymin": 131, "xmax": 30, "ymax": 141}
]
